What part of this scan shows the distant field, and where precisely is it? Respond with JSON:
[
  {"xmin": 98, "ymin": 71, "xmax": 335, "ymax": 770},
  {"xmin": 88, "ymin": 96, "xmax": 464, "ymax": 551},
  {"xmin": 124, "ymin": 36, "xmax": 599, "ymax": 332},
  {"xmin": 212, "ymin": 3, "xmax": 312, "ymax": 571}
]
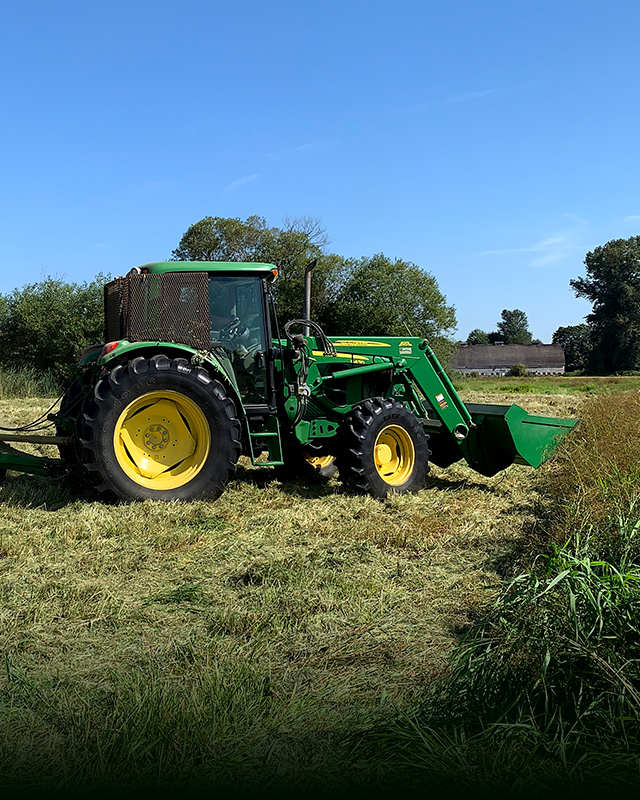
[
  {"xmin": 453, "ymin": 373, "xmax": 640, "ymax": 395},
  {"xmin": 0, "ymin": 385, "xmax": 632, "ymax": 793}
]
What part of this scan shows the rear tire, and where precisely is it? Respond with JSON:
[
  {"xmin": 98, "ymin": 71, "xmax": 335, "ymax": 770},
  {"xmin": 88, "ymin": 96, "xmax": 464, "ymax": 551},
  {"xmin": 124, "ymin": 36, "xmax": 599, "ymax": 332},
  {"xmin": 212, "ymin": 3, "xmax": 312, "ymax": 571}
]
[
  {"xmin": 81, "ymin": 354, "xmax": 241, "ymax": 502},
  {"xmin": 336, "ymin": 397, "xmax": 430, "ymax": 499}
]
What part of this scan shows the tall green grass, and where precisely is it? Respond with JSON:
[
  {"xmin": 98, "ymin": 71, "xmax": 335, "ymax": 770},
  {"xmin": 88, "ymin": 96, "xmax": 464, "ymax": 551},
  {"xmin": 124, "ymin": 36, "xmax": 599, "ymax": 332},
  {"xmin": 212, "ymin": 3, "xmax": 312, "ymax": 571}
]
[
  {"xmin": 376, "ymin": 392, "xmax": 640, "ymax": 792},
  {"xmin": 0, "ymin": 367, "xmax": 61, "ymax": 399}
]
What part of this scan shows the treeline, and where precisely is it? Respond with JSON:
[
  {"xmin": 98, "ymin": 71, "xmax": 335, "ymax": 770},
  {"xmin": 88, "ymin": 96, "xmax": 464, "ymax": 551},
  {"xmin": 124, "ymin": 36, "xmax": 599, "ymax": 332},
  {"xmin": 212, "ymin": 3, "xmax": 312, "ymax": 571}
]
[
  {"xmin": 557, "ymin": 235, "xmax": 640, "ymax": 373},
  {"xmin": 0, "ymin": 216, "xmax": 457, "ymax": 384},
  {"xmin": 5, "ymin": 222, "xmax": 636, "ymax": 383},
  {"xmin": 466, "ymin": 308, "xmax": 540, "ymax": 346},
  {"xmin": 0, "ymin": 274, "xmax": 107, "ymax": 385},
  {"xmin": 464, "ymin": 236, "xmax": 640, "ymax": 375}
]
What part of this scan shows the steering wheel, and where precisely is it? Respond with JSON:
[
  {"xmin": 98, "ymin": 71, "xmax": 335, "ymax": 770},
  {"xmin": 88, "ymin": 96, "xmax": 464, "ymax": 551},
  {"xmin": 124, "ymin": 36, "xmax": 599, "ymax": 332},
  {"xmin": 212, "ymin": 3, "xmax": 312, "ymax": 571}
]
[{"xmin": 219, "ymin": 317, "xmax": 248, "ymax": 344}]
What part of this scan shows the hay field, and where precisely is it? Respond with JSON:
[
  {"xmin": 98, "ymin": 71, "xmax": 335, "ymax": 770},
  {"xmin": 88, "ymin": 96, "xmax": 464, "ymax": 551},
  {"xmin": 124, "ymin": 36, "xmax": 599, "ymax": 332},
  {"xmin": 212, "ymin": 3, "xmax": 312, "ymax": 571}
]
[{"xmin": 0, "ymin": 387, "xmax": 596, "ymax": 792}]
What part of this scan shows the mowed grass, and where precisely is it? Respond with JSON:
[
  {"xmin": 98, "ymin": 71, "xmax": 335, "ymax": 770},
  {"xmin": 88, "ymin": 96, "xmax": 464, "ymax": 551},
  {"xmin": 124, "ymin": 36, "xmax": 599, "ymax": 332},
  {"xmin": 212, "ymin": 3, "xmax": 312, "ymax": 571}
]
[{"xmin": 0, "ymin": 387, "xmax": 598, "ymax": 792}]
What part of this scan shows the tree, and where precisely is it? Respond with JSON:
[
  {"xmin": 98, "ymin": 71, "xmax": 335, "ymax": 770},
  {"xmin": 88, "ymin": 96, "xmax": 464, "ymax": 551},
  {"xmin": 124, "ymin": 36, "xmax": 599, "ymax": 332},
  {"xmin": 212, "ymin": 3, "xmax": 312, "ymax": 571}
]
[
  {"xmin": 495, "ymin": 309, "xmax": 533, "ymax": 345},
  {"xmin": 171, "ymin": 215, "xmax": 273, "ymax": 262},
  {"xmin": 172, "ymin": 215, "xmax": 336, "ymax": 323},
  {"xmin": 0, "ymin": 275, "xmax": 107, "ymax": 380},
  {"xmin": 552, "ymin": 324, "xmax": 591, "ymax": 372},
  {"xmin": 321, "ymin": 254, "xmax": 456, "ymax": 361},
  {"xmin": 570, "ymin": 237, "xmax": 640, "ymax": 373},
  {"xmin": 466, "ymin": 328, "xmax": 491, "ymax": 345},
  {"xmin": 0, "ymin": 294, "xmax": 8, "ymax": 336}
]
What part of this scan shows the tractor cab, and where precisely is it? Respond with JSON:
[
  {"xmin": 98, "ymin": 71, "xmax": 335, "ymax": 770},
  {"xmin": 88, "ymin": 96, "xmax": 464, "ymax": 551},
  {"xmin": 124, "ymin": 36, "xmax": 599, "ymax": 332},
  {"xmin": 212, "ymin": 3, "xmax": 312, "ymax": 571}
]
[{"xmin": 102, "ymin": 261, "xmax": 278, "ymax": 410}]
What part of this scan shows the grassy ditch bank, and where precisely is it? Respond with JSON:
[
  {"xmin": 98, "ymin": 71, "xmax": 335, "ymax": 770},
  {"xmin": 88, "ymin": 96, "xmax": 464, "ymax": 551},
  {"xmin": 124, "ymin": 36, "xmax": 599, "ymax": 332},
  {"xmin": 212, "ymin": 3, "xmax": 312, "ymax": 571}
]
[
  {"xmin": 373, "ymin": 392, "xmax": 640, "ymax": 794},
  {"xmin": 0, "ymin": 367, "xmax": 62, "ymax": 400}
]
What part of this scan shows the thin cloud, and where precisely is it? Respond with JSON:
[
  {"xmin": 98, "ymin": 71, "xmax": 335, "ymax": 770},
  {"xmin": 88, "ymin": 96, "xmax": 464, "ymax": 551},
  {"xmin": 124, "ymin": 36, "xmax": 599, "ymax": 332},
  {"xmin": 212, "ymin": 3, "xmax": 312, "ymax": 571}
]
[
  {"xmin": 623, "ymin": 215, "xmax": 640, "ymax": 223},
  {"xmin": 478, "ymin": 220, "xmax": 587, "ymax": 267},
  {"xmin": 223, "ymin": 174, "xmax": 260, "ymax": 193},
  {"xmin": 407, "ymin": 81, "xmax": 537, "ymax": 113},
  {"xmin": 267, "ymin": 139, "xmax": 339, "ymax": 163}
]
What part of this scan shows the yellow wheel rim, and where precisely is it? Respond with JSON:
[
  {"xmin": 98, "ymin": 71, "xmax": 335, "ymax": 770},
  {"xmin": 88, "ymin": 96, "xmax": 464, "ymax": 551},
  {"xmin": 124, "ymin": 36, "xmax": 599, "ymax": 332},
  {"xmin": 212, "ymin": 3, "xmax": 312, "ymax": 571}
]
[
  {"xmin": 374, "ymin": 424, "xmax": 415, "ymax": 486},
  {"xmin": 113, "ymin": 390, "xmax": 210, "ymax": 490},
  {"xmin": 304, "ymin": 453, "xmax": 335, "ymax": 470}
]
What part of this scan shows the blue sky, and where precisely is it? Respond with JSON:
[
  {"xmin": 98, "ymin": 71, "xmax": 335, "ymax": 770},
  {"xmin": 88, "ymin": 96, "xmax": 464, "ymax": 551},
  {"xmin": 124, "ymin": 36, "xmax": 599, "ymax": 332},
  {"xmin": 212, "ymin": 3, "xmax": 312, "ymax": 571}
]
[{"xmin": 1, "ymin": 0, "xmax": 638, "ymax": 342}]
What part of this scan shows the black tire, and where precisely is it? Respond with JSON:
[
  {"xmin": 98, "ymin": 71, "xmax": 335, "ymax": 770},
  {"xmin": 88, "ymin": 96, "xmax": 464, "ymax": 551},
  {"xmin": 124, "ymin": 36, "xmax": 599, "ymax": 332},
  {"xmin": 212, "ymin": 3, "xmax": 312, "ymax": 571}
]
[
  {"xmin": 80, "ymin": 354, "xmax": 241, "ymax": 502},
  {"xmin": 336, "ymin": 397, "xmax": 430, "ymax": 499},
  {"xmin": 56, "ymin": 378, "xmax": 89, "ymax": 466}
]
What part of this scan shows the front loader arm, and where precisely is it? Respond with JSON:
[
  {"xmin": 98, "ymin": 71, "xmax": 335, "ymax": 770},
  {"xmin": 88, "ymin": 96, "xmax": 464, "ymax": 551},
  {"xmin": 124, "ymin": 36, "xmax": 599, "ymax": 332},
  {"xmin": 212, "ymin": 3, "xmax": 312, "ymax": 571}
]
[{"xmin": 308, "ymin": 336, "xmax": 577, "ymax": 477}]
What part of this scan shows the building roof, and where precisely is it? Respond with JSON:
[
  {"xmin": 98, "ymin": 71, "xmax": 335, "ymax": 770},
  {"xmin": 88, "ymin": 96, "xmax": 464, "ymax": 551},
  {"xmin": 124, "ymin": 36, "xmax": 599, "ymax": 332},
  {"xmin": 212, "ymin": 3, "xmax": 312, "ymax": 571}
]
[{"xmin": 451, "ymin": 343, "xmax": 565, "ymax": 369}]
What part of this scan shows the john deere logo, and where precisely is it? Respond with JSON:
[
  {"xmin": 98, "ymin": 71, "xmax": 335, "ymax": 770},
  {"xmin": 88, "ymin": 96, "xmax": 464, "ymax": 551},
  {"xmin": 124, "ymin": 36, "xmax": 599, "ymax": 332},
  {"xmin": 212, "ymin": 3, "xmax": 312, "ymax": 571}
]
[{"xmin": 399, "ymin": 340, "xmax": 413, "ymax": 355}]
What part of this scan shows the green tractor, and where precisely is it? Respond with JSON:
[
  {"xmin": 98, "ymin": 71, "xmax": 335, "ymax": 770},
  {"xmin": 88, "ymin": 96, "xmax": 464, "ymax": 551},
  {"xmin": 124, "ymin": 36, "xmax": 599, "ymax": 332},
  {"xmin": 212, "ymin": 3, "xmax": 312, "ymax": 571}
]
[{"xmin": 0, "ymin": 262, "xmax": 577, "ymax": 501}]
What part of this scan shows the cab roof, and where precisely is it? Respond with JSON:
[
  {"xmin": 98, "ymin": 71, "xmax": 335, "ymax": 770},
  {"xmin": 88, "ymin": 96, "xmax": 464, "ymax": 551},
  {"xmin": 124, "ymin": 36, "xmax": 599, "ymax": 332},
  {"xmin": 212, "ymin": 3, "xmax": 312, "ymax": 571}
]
[{"xmin": 137, "ymin": 261, "xmax": 276, "ymax": 275}]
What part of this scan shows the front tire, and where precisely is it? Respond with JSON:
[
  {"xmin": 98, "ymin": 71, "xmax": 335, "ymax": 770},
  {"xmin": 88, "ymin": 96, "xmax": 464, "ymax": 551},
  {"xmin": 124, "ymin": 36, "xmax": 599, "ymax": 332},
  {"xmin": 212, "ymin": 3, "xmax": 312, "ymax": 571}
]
[
  {"xmin": 337, "ymin": 397, "xmax": 430, "ymax": 499},
  {"xmin": 81, "ymin": 354, "xmax": 241, "ymax": 501}
]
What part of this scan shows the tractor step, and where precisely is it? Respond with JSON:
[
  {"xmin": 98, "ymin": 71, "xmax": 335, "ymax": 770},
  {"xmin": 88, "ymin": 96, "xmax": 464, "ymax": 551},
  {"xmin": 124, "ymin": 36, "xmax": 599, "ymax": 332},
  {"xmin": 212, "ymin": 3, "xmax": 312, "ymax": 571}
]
[{"xmin": 247, "ymin": 415, "xmax": 284, "ymax": 466}]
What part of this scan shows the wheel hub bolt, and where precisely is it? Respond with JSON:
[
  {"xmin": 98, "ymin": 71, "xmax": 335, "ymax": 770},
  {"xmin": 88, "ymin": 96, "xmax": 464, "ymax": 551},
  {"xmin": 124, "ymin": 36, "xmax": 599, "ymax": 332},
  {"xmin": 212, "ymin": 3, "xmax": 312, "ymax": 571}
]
[{"xmin": 144, "ymin": 424, "xmax": 170, "ymax": 450}]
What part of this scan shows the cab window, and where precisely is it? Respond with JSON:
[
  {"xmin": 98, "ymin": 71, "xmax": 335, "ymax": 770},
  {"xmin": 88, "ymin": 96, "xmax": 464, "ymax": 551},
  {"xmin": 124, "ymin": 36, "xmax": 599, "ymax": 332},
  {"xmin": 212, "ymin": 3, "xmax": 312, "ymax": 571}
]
[{"xmin": 209, "ymin": 275, "xmax": 268, "ymax": 404}]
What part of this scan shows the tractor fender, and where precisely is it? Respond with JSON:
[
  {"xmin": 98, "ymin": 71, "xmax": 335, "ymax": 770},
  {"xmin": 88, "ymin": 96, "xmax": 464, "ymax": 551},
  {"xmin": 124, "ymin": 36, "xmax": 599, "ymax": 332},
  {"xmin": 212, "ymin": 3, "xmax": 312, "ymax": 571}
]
[{"xmin": 96, "ymin": 340, "xmax": 246, "ymax": 420}]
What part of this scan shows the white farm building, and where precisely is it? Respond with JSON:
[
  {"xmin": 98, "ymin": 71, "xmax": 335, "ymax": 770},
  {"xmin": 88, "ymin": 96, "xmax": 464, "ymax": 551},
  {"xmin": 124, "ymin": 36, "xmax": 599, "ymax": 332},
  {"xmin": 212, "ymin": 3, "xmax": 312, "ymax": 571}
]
[{"xmin": 451, "ymin": 344, "xmax": 565, "ymax": 377}]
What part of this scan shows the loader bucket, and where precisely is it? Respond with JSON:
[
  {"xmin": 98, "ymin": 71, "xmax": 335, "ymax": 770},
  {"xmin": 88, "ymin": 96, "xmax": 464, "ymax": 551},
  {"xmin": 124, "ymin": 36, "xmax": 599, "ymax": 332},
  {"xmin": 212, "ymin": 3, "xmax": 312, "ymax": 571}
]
[{"xmin": 461, "ymin": 403, "xmax": 579, "ymax": 478}]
